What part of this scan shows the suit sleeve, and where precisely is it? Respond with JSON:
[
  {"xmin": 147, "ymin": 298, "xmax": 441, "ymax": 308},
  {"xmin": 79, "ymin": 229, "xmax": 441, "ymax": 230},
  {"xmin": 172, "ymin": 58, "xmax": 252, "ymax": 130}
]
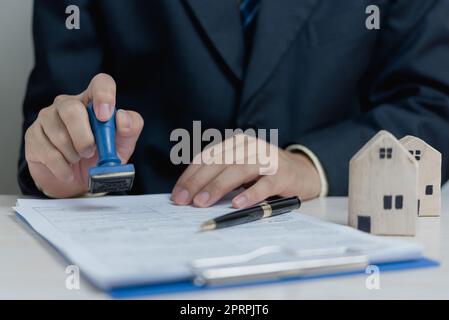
[
  {"xmin": 297, "ymin": 0, "xmax": 449, "ymax": 196},
  {"xmin": 18, "ymin": 0, "xmax": 104, "ymax": 195}
]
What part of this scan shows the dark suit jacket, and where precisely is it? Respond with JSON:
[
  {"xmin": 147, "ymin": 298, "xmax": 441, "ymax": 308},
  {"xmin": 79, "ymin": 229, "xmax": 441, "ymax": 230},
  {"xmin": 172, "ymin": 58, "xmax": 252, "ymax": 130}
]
[{"xmin": 19, "ymin": 0, "xmax": 449, "ymax": 196}]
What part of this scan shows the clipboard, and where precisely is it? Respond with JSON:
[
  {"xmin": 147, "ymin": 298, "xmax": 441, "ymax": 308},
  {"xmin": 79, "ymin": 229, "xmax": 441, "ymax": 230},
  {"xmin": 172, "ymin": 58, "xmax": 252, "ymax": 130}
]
[
  {"xmin": 108, "ymin": 245, "xmax": 439, "ymax": 299},
  {"xmin": 13, "ymin": 196, "xmax": 440, "ymax": 299}
]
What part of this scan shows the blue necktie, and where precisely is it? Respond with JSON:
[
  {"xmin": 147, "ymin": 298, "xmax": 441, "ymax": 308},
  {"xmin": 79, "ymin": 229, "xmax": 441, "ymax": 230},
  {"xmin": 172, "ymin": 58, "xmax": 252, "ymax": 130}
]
[{"xmin": 239, "ymin": 0, "xmax": 261, "ymax": 31}]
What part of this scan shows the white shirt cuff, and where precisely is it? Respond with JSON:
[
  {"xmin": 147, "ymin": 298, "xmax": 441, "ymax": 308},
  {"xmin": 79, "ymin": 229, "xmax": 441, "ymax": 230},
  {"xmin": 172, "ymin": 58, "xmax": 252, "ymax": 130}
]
[{"xmin": 286, "ymin": 144, "xmax": 329, "ymax": 197}]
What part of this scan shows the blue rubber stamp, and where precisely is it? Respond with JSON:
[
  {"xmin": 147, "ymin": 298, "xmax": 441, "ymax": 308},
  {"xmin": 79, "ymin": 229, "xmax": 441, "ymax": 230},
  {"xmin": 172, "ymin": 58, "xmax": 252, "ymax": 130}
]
[{"xmin": 87, "ymin": 103, "xmax": 135, "ymax": 193}]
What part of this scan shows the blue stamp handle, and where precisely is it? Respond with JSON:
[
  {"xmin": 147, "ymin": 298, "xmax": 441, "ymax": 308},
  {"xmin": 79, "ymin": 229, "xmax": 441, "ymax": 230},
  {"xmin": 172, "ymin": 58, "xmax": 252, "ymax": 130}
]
[{"xmin": 87, "ymin": 103, "xmax": 121, "ymax": 167}]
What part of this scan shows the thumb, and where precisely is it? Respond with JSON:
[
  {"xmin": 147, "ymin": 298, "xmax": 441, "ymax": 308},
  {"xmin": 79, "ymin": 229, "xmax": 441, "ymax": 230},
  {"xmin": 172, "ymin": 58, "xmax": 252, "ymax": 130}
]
[
  {"xmin": 115, "ymin": 109, "xmax": 144, "ymax": 163},
  {"xmin": 80, "ymin": 73, "xmax": 117, "ymax": 121}
]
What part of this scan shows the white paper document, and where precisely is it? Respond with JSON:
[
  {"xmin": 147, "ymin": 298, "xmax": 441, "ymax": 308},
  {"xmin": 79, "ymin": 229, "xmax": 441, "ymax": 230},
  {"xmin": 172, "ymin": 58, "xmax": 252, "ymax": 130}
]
[{"xmin": 14, "ymin": 195, "xmax": 423, "ymax": 289}]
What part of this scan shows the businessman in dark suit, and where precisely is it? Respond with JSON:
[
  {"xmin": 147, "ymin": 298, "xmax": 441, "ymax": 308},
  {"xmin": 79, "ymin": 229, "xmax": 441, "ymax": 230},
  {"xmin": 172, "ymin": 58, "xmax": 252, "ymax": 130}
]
[{"xmin": 19, "ymin": 0, "xmax": 449, "ymax": 208}]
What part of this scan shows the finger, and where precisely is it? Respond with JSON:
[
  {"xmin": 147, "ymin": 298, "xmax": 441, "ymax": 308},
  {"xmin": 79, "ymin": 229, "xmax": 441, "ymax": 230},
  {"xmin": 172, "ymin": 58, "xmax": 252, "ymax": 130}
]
[
  {"xmin": 171, "ymin": 164, "xmax": 201, "ymax": 203},
  {"xmin": 115, "ymin": 109, "xmax": 144, "ymax": 163},
  {"xmin": 38, "ymin": 108, "xmax": 81, "ymax": 164},
  {"xmin": 32, "ymin": 123, "xmax": 74, "ymax": 182},
  {"xmin": 232, "ymin": 176, "xmax": 278, "ymax": 208},
  {"xmin": 171, "ymin": 135, "xmax": 254, "ymax": 203},
  {"xmin": 81, "ymin": 73, "xmax": 116, "ymax": 121},
  {"xmin": 171, "ymin": 145, "xmax": 209, "ymax": 201},
  {"xmin": 56, "ymin": 98, "xmax": 96, "ymax": 158},
  {"xmin": 53, "ymin": 94, "xmax": 75, "ymax": 104},
  {"xmin": 201, "ymin": 133, "xmax": 251, "ymax": 165},
  {"xmin": 171, "ymin": 135, "xmax": 246, "ymax": 198},
  {"xmin": 193, "ymin": 165, "xmax": 259, "ymax": 208},
  {"xmin": 172, "ymin": 164, "xmax": 227, "ymax": 205}
]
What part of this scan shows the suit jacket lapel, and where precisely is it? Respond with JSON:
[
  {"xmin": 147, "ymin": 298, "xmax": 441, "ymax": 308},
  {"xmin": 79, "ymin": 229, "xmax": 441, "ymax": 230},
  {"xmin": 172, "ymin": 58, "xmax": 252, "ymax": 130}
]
[
  {"xmin": 242, "ymin": 0, "xmax": 321, "ymax": 104},
  {"xmin": 184, "ymin": 0, "xmax": 245, "ymax": 80}
]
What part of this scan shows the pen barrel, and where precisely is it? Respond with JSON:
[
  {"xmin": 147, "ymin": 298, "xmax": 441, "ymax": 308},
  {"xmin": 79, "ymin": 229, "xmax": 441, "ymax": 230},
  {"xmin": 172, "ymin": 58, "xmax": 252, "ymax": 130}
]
[
  {"xmin": 87, "ymin": 103, "xmax": 121, "ymax": 167},
  {"xmin": 207, "ymin": 197, "xmax": 301, "ymax": 231},
  {"xmin": 214, "ymin": 208, "xmax": 264, "ymax": 229},
  {"xmin": 270, "ymin": 197, "xmax": 301, "ymax": 216}
]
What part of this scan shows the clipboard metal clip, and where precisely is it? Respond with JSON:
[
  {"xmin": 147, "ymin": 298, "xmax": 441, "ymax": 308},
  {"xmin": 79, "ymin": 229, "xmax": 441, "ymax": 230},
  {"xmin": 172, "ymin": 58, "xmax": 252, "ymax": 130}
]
[{"xmin": 190, "ymin": 246, "xmax": 368, "ymax": 286}]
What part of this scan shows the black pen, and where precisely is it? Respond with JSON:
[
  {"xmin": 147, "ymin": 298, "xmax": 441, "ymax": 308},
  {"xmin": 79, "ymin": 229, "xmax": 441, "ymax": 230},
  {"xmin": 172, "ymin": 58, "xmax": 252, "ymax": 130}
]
[{"xmin": 200, "ymin": 196, "xmax": 301, "ymax": 231}]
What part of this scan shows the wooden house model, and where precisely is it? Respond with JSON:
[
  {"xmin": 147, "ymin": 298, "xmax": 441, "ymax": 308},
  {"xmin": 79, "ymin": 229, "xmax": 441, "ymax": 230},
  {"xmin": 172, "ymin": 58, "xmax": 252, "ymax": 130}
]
[
  {"xmin": 400, "ymin": 135, "xmax": 441, "ymax": 217},
  {"xmin": 348, "ymin": 131, "xmax": 418, "ymax": 236}
]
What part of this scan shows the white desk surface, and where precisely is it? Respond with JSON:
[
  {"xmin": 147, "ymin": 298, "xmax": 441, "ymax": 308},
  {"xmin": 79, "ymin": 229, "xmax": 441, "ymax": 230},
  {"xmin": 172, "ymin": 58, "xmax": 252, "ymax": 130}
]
[{"xmin": 1, "ymin": 186, "xmax": 448, "ymax": 300}]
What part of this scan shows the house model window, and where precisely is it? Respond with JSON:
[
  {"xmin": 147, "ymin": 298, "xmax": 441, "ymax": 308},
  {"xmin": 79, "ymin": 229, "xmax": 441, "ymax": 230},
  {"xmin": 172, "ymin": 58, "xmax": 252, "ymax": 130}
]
[
  {"xmin": 379, "ymin": 148, "xmax": 392, "ymax": 159},
  {"xmin": 357, "ymin": 216, "xmax": 371, "ymax": 233},
  {"xmin": 425, "ymin": 185, "xmax": 433, "ymax": 195},
  {"xmin": 409, "ymin": 149, "xmax": 421, "ymax": 161},
  {"xmin": 395, "ymin": 195, "xmax": 403, "ymax": 209},
  {"xmin": 383, "ymin": 195, "xmax": 403, "ymax": 210},
  {"xmin": 383, "ymin": 195, "xmax": 392, "ymax": 209}
]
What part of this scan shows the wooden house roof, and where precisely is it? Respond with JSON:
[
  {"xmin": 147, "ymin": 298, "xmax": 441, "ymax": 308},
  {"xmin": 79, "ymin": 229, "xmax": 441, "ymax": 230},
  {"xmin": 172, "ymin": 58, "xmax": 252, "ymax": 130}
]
[
  {"xmin": 350, "ymin": 130, "xmax": 417, "ymax": 165},
  {"xmin": 400, "ymin": 135, "xmax": 441, "ymax": 156}
]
